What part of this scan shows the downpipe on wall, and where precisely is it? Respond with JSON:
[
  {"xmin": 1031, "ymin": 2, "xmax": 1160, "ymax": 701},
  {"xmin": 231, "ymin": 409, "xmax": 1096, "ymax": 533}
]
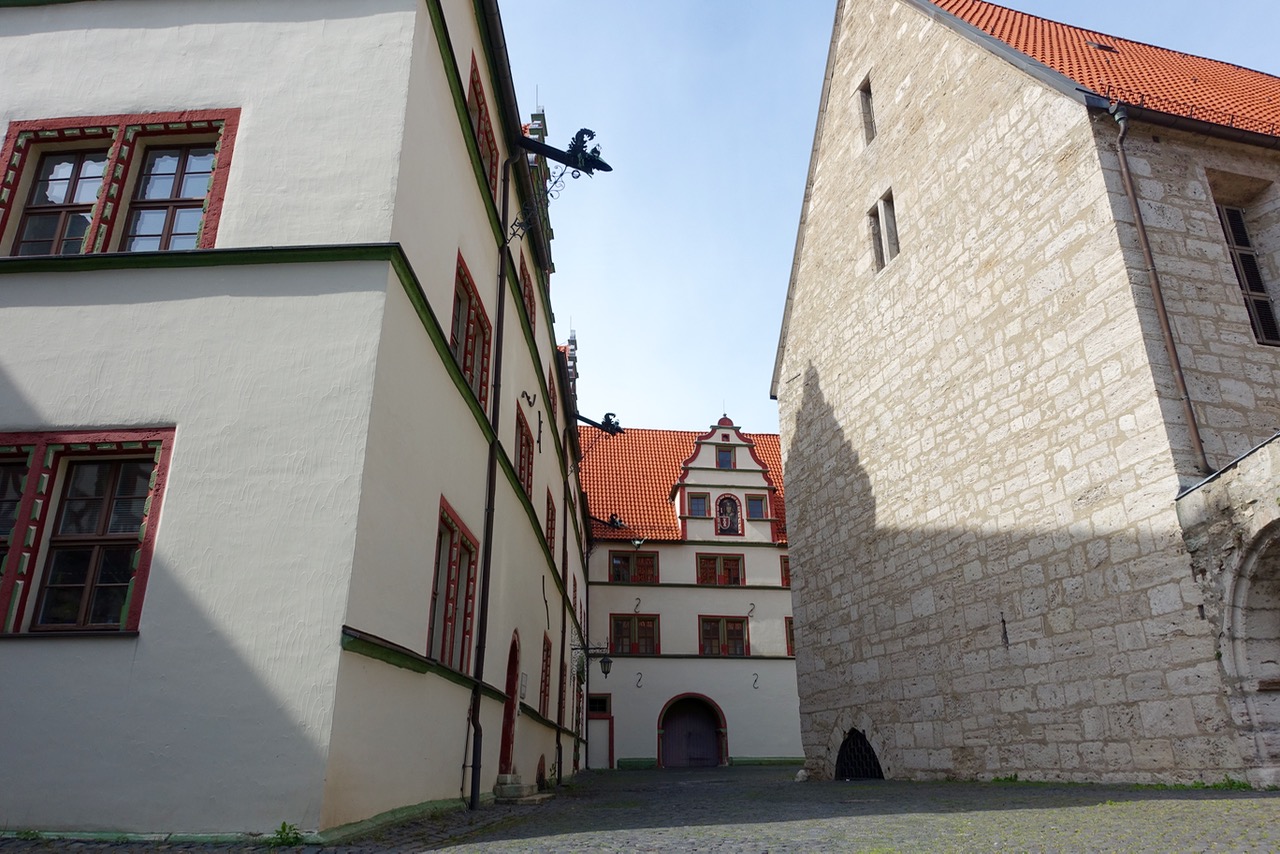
[{"xmin": 1110, "ymin": 103, "xmax": 1211, "ymax": 476}]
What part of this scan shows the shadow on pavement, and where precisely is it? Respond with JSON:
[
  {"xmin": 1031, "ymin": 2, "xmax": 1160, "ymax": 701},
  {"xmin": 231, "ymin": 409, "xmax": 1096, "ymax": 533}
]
[{"xmin": 419, "ymin": 766, "xmax": 1279, "ymax": 849}]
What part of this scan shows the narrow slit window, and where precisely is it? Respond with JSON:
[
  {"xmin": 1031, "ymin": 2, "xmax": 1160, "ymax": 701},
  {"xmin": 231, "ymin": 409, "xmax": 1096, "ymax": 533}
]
[
  {"xmin": 870, "ymin": 191, "xmax": 899, "ymax": 271},
  {"xmin": 869, "ymin": 205, "xmax": 885, "ymax": 271},
  {"xmin": 881, "ymin": 193, "xmax": 899, "ymax": 260},
  {"xmin": 858, "ymin": 77, "xmax": 876, "ymax": 144}
]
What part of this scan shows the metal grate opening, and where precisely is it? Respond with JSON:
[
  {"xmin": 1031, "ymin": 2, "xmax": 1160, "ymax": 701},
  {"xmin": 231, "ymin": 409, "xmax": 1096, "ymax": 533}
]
[{"xmin": 835, "ymin": 728, "xmax": 884, "ymax": 780}]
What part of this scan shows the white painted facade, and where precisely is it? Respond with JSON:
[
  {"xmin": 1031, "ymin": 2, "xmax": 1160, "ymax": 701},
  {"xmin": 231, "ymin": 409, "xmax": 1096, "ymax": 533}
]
[
  {"xmin": 0, "ymin": 0, "xmax": 589, "ymax": 836},
  {"xmin": 583, "ymin": 420, "xmax": 803, "ymax": 768}
]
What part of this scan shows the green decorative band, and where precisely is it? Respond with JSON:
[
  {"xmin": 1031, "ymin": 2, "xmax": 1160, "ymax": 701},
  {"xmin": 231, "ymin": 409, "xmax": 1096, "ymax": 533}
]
[{"xmin": 340, "ymin": 625, "xmax": 506, "ymax": 703}]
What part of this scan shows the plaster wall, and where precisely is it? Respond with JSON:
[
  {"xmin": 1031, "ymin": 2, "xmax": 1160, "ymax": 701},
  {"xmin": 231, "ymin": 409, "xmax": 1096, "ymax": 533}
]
[
  {"xmin": 587, "ymin": 540, "xmax": 800, "ymax": 765},
  {"xmin": 776, "ymin": 0, "xmax": 1241, "ymax": 784},
  {"xmin": 590, "ymin": 582, "xmax": 794, "ymax": 658},
  {"xmin": 0, "ymin": 260, "xmax": 387, "ymax": 832},
  {"xmin": 322, "ymin": 650, "xmax": 497, "ymax": 828},
  {"xmin": 599, "ymin": 659, "xmax": 802, "ymax": 765},
  {"xmin": 590, "ymin": 542, "xmax": 789, "ymax": 588},
  {"xmin": 0, "ymin": 0, "xmax": 417, "ymax": 248}
]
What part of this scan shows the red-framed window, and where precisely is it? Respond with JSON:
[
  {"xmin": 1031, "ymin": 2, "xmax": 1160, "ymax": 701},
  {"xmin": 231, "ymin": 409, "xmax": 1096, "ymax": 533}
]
[
  {"xmin": 519, "ymin": 253, "xmax": 536, "ymax": 333},
  {"xmin": 611, "ymin": 614, "xmax": 659, "ymax": 655},
  {"xmin": 697, "ymin": 553, "xmax": 744, "ymax": 586},
  {"xmin": 587, "ymin": 694, "xmax": 611, "ymax": 716},
  {"xmin": 0, "ymin": 429, "xmax": 174, "ymax": 634},
  {"xmin": 700, "ymin": 616, "xmax": 748, "ymax": 657},
  {"xmin": 428, "ymin": 497, "xmax": 479, "ymax": 672},
  {"xmin": 0, "ymin": 110, "xmax": 239, "ymax": 256},
  {"xmin": 572, "ymin": 575, "xmax": 580, "ymax": 627},
  {"xmin": 516, "ymin": 408, "xmax": 534, "ymax": 496},
  {"xmin": 539, "ymin": 633, "xmax": 552, "ymax": 718},
  {"xmin": 715, "ymin": 494, "xmax": 742, "ymax": 536},
  {"xmin": 687, "ymin": 493, "xmax": 709, "ymax": 518},
  {"xmin": 547, "ymin": 364, "xmax": 558, "ymax": 418},
  {"xmin": 545, "ymin": 489, "xmax": 556, "ymax": 550},
  {"xmin": 467, "ymin": 54, "xmax": 499, "ymax": 193},
  {"xmin": 715, "ymin": 446, "xmax": 735, "ymax": 469},
  {"xmin": 780, "ymin": 555, "xmax": 791, "ymax": 588},
  {"xmin": 746, "ymin": 495, "xmax": 768, "ymax": 520},
  {"xmin": 785, "ymin": 616, "xmax": 795, "ymax": 656},
  {"xmin": 449, "ymin": 253, "xmax": 492, "ymax": 411},
  {"xmin": 609, "ymin": 550, "xmax": 657, "ymax": 583}
]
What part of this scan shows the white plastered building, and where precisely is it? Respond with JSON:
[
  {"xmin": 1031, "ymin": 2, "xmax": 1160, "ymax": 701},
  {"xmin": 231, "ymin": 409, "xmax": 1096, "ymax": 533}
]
[
  {"xmin": 0, "ymin": 0, "xmax": 592, "ymax": 837},
  {"xmin": 579, "ymin": 417, "xmax": 803, "ymax": 769}
]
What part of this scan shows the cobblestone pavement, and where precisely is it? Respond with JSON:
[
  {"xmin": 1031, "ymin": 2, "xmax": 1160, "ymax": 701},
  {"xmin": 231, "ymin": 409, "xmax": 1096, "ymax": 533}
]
[{"xmin": 5, "ymin": 767, "xmax": 1280, "ymax": 852}]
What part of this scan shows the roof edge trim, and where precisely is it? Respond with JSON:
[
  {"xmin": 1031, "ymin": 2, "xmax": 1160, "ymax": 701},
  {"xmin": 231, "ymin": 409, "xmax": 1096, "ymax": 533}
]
[{"xmin": 899, "ymin": 0, "xmax": 1100, "ymax": 106}]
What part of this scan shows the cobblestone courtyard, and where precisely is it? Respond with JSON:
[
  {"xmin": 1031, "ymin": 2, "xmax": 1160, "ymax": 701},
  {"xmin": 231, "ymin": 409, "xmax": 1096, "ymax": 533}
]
[{"xmin": 5, "ymin": 767, "xmax": 1279, "ymax": 852}]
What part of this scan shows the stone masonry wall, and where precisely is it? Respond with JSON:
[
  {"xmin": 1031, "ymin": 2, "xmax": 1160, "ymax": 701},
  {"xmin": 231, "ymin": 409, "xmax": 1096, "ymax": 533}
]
[
  {"xmin": 776, "ymin": 0, "xmax": 1254, "ymax": 784},
  {"xmin": 1178, "ymin": 437, "xmax": 1280, "ymax": 786}
]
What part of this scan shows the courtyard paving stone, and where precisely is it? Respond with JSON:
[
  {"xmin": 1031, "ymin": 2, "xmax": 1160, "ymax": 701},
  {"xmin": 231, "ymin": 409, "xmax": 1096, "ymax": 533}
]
[{"xmin": 5, "ymin": 767, "xmax": 1279, "ymax": 852}]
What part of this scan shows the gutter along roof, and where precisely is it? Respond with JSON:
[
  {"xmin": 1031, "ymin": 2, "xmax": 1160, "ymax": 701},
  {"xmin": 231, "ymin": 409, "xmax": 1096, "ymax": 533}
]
[{"xmin": 578, "ymin": 426, "xmax": 786, "ymax": 544}]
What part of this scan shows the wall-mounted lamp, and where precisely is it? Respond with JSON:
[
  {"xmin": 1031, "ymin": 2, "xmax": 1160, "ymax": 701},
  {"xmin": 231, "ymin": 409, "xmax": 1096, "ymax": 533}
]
[{"xmin": 572, "ymin": 640, "xmax": 613, "ymax": 679}]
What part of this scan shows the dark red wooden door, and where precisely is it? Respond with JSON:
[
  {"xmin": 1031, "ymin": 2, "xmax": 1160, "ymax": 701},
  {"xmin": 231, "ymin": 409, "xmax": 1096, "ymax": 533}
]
[{"xmin": 661, "ymin": 698, "xmax": 719, "ymax": 767}]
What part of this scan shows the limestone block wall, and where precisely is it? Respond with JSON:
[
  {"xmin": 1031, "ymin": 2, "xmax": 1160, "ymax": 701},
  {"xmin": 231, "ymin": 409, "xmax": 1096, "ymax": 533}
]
[
  {"xmin": 776, "ymin": 0, "xmax": 1243, "ymax": 784},
  {"xmin": 1102, "ymin": 124, "xmax": 1280, "ymax": 470},
  {"xmin": 1177, "ymin": 436, "xmax": 1280, "ymax": 786}
]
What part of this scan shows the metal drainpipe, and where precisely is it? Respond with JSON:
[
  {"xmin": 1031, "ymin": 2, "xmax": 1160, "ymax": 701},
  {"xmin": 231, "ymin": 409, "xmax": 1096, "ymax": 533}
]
[
  {"xmin": 469, "ymin": 153, "xmax": 518, "ymax": 811},
  {"xmin": 1110, "ymin": 104, "xmax": 1211, "ymax": 476},
  {"xmin": 554, "ymin": 476, "xmax": 570, "ymax": 787}
]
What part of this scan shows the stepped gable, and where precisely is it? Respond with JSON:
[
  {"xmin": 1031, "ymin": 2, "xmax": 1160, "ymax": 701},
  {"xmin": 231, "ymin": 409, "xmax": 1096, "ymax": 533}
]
[{"xmin": 579, "ymin": 425, "xmax": 786, "ymax": 543}]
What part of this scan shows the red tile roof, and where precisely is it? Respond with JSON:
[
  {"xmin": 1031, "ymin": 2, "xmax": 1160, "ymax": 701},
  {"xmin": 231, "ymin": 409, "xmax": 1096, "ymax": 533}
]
[
  {"xmin": 578, "ymin": 426, "xmax": 786, "ymax": 544},
  {"xmin": 931, "ymin": 0, "xmax": 1280, "ymax": 136}
]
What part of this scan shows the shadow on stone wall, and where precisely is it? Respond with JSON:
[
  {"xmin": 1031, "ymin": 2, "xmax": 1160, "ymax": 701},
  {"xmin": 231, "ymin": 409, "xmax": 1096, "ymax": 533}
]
[{"xmin": 780, "ymin": 364, "xmax": 1236, "ymax": 785}]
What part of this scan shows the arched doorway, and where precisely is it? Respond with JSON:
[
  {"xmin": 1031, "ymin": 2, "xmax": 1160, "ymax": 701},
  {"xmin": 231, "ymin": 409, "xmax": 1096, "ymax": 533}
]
[
  {"xmin": 835, "ymin": 728, "xmax": 884, "ymax": 779},
  {"xmin": 658, "ymin": 694, "xmax": 726, "ymax": 767},
  {"xmin": 499, "ymin": 632, "xmax": 520, "ymax": 775},
  {"xmin": 1231, "ymin": 530, "xmax": 1280, "ymax": 770}
]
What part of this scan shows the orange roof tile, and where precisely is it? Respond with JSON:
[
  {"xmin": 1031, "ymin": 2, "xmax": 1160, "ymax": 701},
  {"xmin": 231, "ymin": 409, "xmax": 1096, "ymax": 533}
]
[
  {"xmin": 578, "ymin": 426, "xmax": 786, "ymax": 544},
  {"xmin": 930, "ymin": 0, "xmax": 1280, "ymax": 136}
]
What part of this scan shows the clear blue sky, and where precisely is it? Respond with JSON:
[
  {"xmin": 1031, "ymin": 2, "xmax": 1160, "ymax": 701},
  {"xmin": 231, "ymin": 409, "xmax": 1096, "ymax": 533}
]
[{"xmin": 501, "ymin": 1, "xmax": 1280, "ymax": 436}]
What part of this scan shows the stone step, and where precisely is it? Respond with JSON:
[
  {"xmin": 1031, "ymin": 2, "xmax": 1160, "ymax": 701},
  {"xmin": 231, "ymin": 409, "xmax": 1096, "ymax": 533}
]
[{"xmin": 494, "ymin": 791, "xmax": 555, "ymax": 806}]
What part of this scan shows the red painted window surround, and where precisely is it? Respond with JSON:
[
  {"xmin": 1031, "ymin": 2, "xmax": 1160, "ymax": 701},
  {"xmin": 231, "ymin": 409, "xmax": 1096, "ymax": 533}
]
[
  {"xmin": 786, "ymin": 616, "xmax": 795, "ymax": 657},
  {"xmin": 610, "ymin": 613, "xmax": 659, "ymax": 655},
  {"xmin": 547, "ymin": 365, "xmax": 557, "ymax": 418},
  {"xmin": 519, "ymin": 253, "xmax": 536, "ymax": 334},
  {"xmin": 466, "ymin": 54, "xmax": 499, "ymax": 193},
  {"xmin": 515, "ymin": 408, "xmax": 534, "ymax": 496},
  {"xmin": 428, "ymin": 496, "xmax": 479, "ymax": 673},
  {"xmin": 0, "ymin": 110, "xmax": 240, "ymax": 255},
  {"xmin": 700, "ymin": 615, "xmax": 749, "ymax": 657},
  {"xmin": 545, "ymin": 489, "xmax": 556, "ymax": 550},
  {"xmin": 451, "ymin": 252, "xmax": 492, "ymax": 411},
  {"xmin": 780, "ymin": 555, "xmax": 791, "ymax": 588},
  {"xmin": 697, "ymin": 553, "xmax": 744, "ymax": 586},
  {"xmin": 539, "ymin": 633, "xmax": 552, "ymax": 718},
  {"xmin": 0, "ymin": 428, "xmax": 175, "ymax": 635}
]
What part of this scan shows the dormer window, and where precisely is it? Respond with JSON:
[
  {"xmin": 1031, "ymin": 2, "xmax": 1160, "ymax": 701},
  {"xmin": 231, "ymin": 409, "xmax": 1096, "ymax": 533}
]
[
  {"xmin": 747, "ymin": 495, "xmax": 767, "ymax": 520},
  {"xmin": 716, "ymin": 446, "xmax": 734, "ymax": 469},
  {"xmin": 688, "ymin": 493, "xmax": 709, "ymax": 517}
]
